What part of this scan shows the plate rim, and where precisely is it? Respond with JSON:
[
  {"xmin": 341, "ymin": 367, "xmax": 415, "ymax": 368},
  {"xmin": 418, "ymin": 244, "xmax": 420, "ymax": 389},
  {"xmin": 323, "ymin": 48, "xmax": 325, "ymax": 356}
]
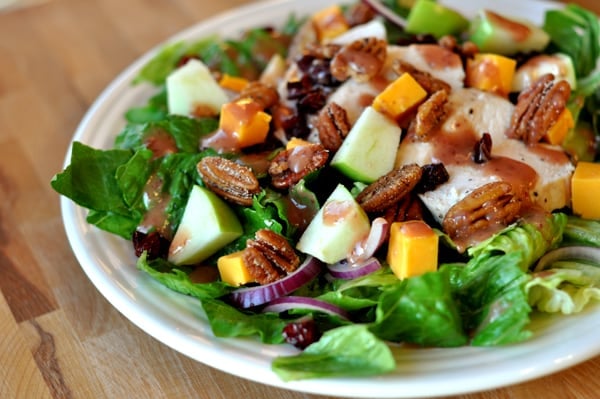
[{"xmin": 59, "ymin": 0, "xmax": 600, "ymax": 397}]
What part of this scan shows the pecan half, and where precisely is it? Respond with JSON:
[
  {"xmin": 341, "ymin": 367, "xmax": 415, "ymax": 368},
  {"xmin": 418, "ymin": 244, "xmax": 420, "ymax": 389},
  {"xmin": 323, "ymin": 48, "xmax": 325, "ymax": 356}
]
[
  {"xmin": 197, "ymin": 156, "xmax": 261, "ymax": 206},
  {"xmin": 407, "ymin": 90, "xmax": 448, "ymax": 140},
  {"xmin": 315, "ymin": 102, "xmax": 351, "ymax": 152},
  {"xmin": 247, "ymin": 229, "xmax": 300, "ymax": 274},
  {"xmin": 303, "ymin": 43, "xmax": 341, "ymax": 59},
  {"xmin": 235, "ymin": 81, "xmax": 279, "ymax": 109},
  {"xmin": 392, "ymin": 59, "xmax": 452, "ymax": 94},
  {"xmin": 346, "ymin": 1, "xmax": 376, "ymax": 26},
  {"xmin": 506, "ymin": 74, "xmax": 571, "ymax": 144},
  {"xmin": 243, "ymin": 247, "xmax": 283, "ymax": 285},
  {"xmin": 356, "ymin": 164, "xmax": 423, "ymax": 213},
  {"xmin": 442, "ymin": 181, "xmax": 522, "ymax": 243},
  {"xmin": 382, "ymin": 193, "xmax": 424, "ymax": 224},
  {"xmin": 330, "ymin": 37, "xmax": 387, "ymax": 83},
  {"xmin": 268, "ymin": 143, "xmax": 329, "ymax": 189}
]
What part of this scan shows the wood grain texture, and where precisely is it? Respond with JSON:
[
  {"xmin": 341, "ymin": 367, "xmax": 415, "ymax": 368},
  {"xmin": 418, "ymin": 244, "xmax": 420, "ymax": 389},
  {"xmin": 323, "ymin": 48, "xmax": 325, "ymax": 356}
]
[{"xmin": 0, "ymin": 0, "xmax": 598, "ymax": 398}]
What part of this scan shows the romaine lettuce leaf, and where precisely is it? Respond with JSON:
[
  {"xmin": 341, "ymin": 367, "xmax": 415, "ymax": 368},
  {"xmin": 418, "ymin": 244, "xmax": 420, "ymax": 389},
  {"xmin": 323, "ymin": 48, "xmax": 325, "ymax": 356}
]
[
  {"xmin": 202, "ymin": 299, "xmax": 287, "ymax": 344},
  {"xmin": 467, "ymin": 213, "xmax": 567, "ymax": 271},
  {"xmin": 448, "ymin": 252, "xmax": 533, "ymax": 346},
  {"xmin": 272, "ymin": 324, "xmax": 395, "ymax": 381},
  {"xmin": 369, "ymin": 268, "xmax": 468, "ymax": 347},
  {"xmin": 562, "ymin": 216, "xmax": 600, "ymax": 247},
  {"xmin": 526, "ymin": 263, "xmax": 600, "ymax": 314}
]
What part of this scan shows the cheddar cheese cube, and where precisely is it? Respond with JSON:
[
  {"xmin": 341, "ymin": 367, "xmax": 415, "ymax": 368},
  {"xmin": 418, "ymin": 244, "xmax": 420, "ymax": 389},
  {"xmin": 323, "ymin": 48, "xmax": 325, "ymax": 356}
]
[
  {"xmin": 219, "ymin": 98, "xmax": 272, "ymax": 148},
  {"xmin": 387, "ymin": 220, "xmax": 439, "ymax": 280},
  {"xmin": 312, "ymin": 5, "xmax": 349, "ymax": 42},
  {"xmin": 219, "ymin": 74, "xmax": 249, "ymax": 92},
  {"xmin": 217, "ymin": 251, "xmax": 255, "ymax": 286},
  {"xmin": 466, "ymin": 53, "xmax": 516, "ymax": 97},
  {"xmin": 571, "ymin": 162, "xmax": 600, "ymax": 219},
  {"xmin": 544, "ymin": 108, "xmax": 574, "ymax": 146},
  {"xmin": 372, "ymin": 73, "xmax": 428, "ymax": 120}
]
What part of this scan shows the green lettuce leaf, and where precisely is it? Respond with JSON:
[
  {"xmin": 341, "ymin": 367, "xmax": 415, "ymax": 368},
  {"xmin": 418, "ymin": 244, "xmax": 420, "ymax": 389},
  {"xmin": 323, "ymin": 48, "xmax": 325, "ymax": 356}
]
[
  {"xmin": 369, "ymin": 269, "xmax": 467, "ymax": 347},
  {"xmin": 449, "ymin": 252, "xmax": 533, "ymax": 346},
  {"xmin": 137, "ymin": 253, "xmax": 233, "ymax": 300},
  {"xmin": 526, "ymin": 264, "xmax": 600, "ymax": 314},
  {"xmin": 467, "ymin": 213, "xmax": 567, "ymax": 271},
  {"xmin": 562, "ymin": 216, "xmax": 600, "ymax": 247},
  {"xmin": 51, "ymin": 142, "xmax": 145, "ymax": 239},
  {"xmin": 202, "ymin": 299, "xmax": 287, "ymax": 344},
  {"xmin": 272, "ymin": 324, "xmax": 395, "ymax": 381}
]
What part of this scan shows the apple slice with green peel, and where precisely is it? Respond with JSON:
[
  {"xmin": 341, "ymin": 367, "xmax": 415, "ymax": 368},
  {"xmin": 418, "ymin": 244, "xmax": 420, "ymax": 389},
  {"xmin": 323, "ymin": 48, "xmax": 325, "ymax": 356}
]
[
  {"xmin": 296, "ymin": 184, "xmax": 370, "ymax": 264},
  {"xmin": 166, "ymin": 58, "xmax": 229, "ymax": 117},
  {"xmin": 168, "ymin": 185, "xmax": 243, "ymax": 265},
  {"xmin": 331, "ymin": 106, "xmax": 402, "ymax": 183},
  {"xmin": 405, "ymin": 0, "xmax": 469, "ymax": 39},
  {"xmin": 468, "ymin": 10, "xmax": 550, "ymax": 55}
]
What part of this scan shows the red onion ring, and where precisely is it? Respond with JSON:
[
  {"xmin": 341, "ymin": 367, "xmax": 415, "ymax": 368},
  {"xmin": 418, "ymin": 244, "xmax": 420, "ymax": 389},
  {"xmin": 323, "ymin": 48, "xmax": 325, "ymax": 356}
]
[
  {"xmin": 262, "ymin": 296, "xmax": 350, "ymax": 320},
  {"xmin": 327, "ymin": 257, "xmax": 382, "ymax": 280},
  {"xmin": 228, "ymin": 256, "xmax": 322, "ymax": 308},
  {"xmin": 348, "ymin": 217, "xmax": 389, "ymax": 264}
]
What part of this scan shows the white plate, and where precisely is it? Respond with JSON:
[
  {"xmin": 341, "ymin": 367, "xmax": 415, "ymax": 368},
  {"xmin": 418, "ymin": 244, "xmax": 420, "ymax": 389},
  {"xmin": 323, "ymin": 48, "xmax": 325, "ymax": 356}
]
[{"xmin": 61, "ymin": 0, "xmax": 600, "ymax": 397}]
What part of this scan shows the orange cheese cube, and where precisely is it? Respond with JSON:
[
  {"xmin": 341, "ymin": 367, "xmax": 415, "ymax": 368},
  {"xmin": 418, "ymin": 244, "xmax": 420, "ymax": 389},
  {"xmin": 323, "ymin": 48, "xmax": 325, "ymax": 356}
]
[
  {"xmin": 219, "ymin": 74, "xmax": 249, "ymax": 92},
  {"xmin": 466, "ymin": 54, "xmax": 516, "ymax": 97},
  {"xmin": 387, "ymin": 220, "xmax": 439, "ymax": 280},
  {"xmin": 571, "ymin": 162, "xmax": 600, "ymax": 219},
  {"xmin": 544, "ymin": 108, "xmax": 574, "ymax": 146},
  {"xmin": 372, "ymin": 73, "xmax": 428, "ymax": 120},
  {"xmin": 312, "ymin": 5, "xmax": 349, "ymax": 42},
  {"xmin": 217, "ymin": 250, "xmax": 255, "ymax": 286},
  {"xmin": 219, "ymin": 98, "xmax": 272, "ymax": 148}
]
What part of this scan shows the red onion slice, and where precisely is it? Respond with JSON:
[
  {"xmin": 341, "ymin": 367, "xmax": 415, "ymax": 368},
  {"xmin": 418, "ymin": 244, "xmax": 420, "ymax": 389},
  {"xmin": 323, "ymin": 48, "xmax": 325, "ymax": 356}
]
[
  {"xmin": 263, "ymin": 296, "xmax": 350, "ymax": 320},
  {"xmin": 349, "ymin": 217, "xmax": 389, "ymax": 264},
  {"xmin": 228, "ymin": 256, "xmax": 322, "ymax": 309},
  {"xmin": 535, "ymin": 246, "xmax": 600, "ymax": 272},
  {"xmin": 361, "ymin": 0, "xmax": 407, "ymax": 28},
  {"xmin": 327, "ymin": 257, "xmax": 382, "ymax": 280}
]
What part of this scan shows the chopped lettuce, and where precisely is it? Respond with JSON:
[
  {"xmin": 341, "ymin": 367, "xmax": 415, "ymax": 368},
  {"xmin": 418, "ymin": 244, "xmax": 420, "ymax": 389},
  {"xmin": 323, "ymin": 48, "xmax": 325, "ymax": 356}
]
[
  {"xmin": 369, "ymin": 268, "xmax": 468, "ymax": 347},
  {"xmin": 562, "ymin": 216, "xmax": 600, "ymax": 247},
  {"xmin": 272, "ymin": 324, "xmax": 395, "ymax": 381},
  {"xmin": 467, "ymin": 213, "xmax": 567, "ymax": 271},
  {"xmin": 527, "ymin": 264, "xmax": 600, "ymax": 314}
]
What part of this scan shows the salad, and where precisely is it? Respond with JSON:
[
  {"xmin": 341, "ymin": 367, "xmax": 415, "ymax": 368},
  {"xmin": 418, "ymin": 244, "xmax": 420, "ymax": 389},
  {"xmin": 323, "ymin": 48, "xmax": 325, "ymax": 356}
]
[{"xmin": 52, "ymin": 0, "xmax": 600, "ymax": 381}]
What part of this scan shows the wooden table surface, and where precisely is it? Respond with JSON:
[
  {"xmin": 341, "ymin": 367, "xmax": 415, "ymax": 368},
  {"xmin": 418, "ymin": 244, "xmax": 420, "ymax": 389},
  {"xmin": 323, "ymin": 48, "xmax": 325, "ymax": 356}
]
[{"xmin": 1, "ymin": 0, "xmax": 599, "ymax": 398}]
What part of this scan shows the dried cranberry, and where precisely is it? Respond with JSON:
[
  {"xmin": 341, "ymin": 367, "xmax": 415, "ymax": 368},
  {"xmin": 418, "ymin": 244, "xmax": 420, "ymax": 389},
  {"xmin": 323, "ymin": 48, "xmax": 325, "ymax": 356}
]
[
  {"xmin": 307, "ymin": 58, "xmax": 337, "ymax": 86},
  {"xmin": 296, "ymin": 55, "xmax": 317, "ymax": 73},
  {"xmin": 287, "ymin": 75, "xmax": 313, "ymax": 100},
  {"xmin": 297, "ymin": 89, "xmax": 327, "ymax": 114},
  {"xmin": 415, "ymin": 163, "xmax": 450, "ymax": 193},
  {"xmin": 282, "ymin": 317, "xmax": 321, "ymax": 349},
  {"xmin": 473, "ymin": 133, "xmax": 493, "ymax": 164},
  {"xmin": 132, "ymin": 230, "xmax": 170, "ymax": 260}
]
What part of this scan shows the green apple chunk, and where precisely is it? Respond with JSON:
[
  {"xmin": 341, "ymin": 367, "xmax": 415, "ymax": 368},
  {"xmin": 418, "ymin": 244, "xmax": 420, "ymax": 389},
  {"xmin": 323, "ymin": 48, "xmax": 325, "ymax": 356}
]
[
  {"xmin": 469, "ymin": 10, "xmax": 550, "ymax": 55},
  {"xmin": 166, "ymin": 58, "xmax": 229, "ymax": 117},
  {"xmin": 296, "ymin": 184, "xmax": 370, "ymax": 264},
  {"xmin": 405, "ymin": 0, "xmax": 469, "ymax": 39},
  {"xmin": 168, "ymin": 185, "xmax": 243, "ymax": 265},
  {"xmin": 331, "ymin": 106, "xmax": 402, "ymax": 183}
]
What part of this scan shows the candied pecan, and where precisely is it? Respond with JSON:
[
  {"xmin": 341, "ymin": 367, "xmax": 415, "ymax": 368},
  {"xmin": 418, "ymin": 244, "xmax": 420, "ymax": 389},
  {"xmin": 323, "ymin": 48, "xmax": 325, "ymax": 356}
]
[
  {"xmin": 442, "ymin": 181, "xmax": 522, "ymax": 243},
  {"xmin": 346, "ymin": 1, "xmax": 376, "ymax": 26},
  {"xmin": 473, "ymin": 133, "xmax": 493, "ymax": 164},
  {"xmin": 356, "ymin": 164, "xmax": 423, "ymax": 213},
  {"xmin": 247, "ymin": 229, "xmax": 300, "ymax": 274},
  {"xmin": 382, "ymin": 193, "xmax": 424, "ymax": 223},
  {"xmin": 269, "ymin": 143, "xmax": 329, "ymax": 189},
  {"xmin": 243, "ymin": 246, "xmax": 283, "ymax": 285},
  {"xmin": 506, "ymin": 74, "xmax": 571, "ymax": 144},
  {"xmin": 415, "ymin": 163, "xmax": 449, "ymax": 193},
  {"xmin": 303, "ymin": 43, "xmax": 342, "ymax": 60},
  {"xmin": 392, "ymin": 59, "xmax": 452, "ymax": 94},
  {"xmin": 315, "ymin": 102, "xmax": 351, "ymax": 152},
  {"xmin": 330, "ymin": 37, "xmax": 387, "ymax": 83},
  {"xmin": 438, "ymin": 36, "xmax": 479, "ymax": 63},
  {"xmin": 407, "ymin": 90, "xmax": 448, "ymax": 140},
  {"xmin": 235, "ymin": 81, "xmax": 279, "ymax": 109},
  {"xmin": 197, "ymin": 156, "xmax": 261, "ymax": 206}
]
